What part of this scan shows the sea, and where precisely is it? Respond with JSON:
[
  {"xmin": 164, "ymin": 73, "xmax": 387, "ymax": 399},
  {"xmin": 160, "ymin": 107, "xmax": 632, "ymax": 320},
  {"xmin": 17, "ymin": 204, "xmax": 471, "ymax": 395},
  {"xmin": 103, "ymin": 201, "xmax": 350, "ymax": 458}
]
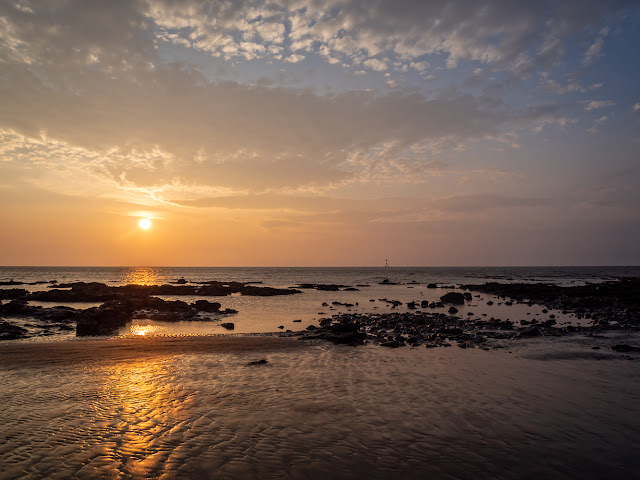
[{"xmin": 1, "ymin": 266, "xmax": 639, "ymax": 479}]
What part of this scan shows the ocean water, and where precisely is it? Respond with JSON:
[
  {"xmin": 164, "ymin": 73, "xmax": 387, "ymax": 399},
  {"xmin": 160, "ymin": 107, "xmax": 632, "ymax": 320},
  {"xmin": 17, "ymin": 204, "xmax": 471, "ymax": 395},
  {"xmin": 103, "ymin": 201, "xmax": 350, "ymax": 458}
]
[
  {"xmin": 2, "ymin": 265, "xmax": 639, "ymax": 288},
  {"xmin": 1, "ymin": 266, "xmax": 639, "ymax": 337}
]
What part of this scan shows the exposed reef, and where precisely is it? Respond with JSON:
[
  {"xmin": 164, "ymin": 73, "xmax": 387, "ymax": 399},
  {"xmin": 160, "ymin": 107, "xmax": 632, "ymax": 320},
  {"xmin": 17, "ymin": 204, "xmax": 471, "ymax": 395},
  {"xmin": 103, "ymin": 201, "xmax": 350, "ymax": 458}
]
[{"xmin": 299, "ymin": 278, "xmax": 640, "ymax": 350}]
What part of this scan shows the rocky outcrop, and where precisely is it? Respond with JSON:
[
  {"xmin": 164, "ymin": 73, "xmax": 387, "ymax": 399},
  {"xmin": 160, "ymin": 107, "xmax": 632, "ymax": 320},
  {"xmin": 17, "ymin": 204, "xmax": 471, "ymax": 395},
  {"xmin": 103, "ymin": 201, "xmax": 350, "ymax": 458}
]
[
  {"xmin": 440, "ymin": 292, "xmax": 466, "ymax": 305},
  {"xmin": 76, "ymin": 301, "xmax": 134, "ymax": 336},
  {"xmin": 0, "ymin": 321, "xmax": 28, "ymax": 340}
]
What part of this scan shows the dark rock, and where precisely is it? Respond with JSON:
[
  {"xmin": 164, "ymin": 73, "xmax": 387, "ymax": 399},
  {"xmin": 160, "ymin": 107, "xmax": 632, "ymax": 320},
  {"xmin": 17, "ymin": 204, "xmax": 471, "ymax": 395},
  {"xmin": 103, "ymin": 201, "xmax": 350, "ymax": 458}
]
[
  {"xmin": 380, "ymin": 340, "xmax": 404, "ymax": 348},
  {"xmin": 0, "ymin": 288, "xmax": 29, "ymax": 300},
  {"xmin": 248, "ymin": 359, "xmax": 268, "ymax": 365},
  {"xmin": 328, "ymin": 331, "xmax": 366, "ymax": 346},
  {"xmin": 0, "ymin": 321, "xmax": 29, "ymax": 340},
  {"xmin": 76, "ymin": 301, "xmax": 133, "ymax": 336},
  {"xmin": 220, "ymin": 323, "xmax": 235, "ymax": 330},
  {"xmin": 440, "ymin": 292, "xmax": 466, "ymax": 305},
  {"xmin": 519, "ymin": 326, "xmax": 541, "ymax": 337},
  {"xmin": 427, "ymin": 283, "xmax": 438, "ymax": 288},
  {"xmin": 463, "ymin": 292, "xmax": 472, "ymax": 301},
  {"xmin": 278, "ymin": 325, "xmax": 284, "ymax": 329},
  {"xmin": 293, "ymin": 319, "xmax": 302, "ymax": 323},
  {"xmin": 612, "ymin": 344, "xmax": 640, "ymax": 353},
  {"xmin": 193, "ymin": 300, "xmax": 221, "ymax": 312},
  {"xmin": 448, "ymin": 306, "xmax": 458, "ymax": 314},
  {"xmin": 306, "ymin": 325, "xmax": 317, "ymax": 331}
]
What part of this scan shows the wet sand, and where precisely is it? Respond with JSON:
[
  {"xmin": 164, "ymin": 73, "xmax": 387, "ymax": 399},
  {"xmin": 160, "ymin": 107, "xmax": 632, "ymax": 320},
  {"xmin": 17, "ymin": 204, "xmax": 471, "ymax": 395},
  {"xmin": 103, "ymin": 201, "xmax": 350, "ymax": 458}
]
[
  {"xmin": 0, "ymin": 335, "xmax": 303, "ymax": 368},
  {"xmin": 1, "ymin": 336, "xmax": 639, "ymax": 479}
]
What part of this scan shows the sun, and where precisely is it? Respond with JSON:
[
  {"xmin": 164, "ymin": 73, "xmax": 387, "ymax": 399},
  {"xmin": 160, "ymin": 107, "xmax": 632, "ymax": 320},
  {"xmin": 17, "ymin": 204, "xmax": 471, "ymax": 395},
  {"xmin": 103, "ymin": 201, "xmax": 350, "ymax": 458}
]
[{"xmin": 138, "ymin": 218, "xmax": 152, "ymax": 230}]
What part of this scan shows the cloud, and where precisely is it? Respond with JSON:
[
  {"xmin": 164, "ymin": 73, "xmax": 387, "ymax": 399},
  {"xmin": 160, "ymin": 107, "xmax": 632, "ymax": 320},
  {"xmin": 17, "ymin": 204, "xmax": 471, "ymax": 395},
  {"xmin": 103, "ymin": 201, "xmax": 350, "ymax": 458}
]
[
  {"xmin": 585, "ymin": 100, "xmax": 615, "ymax": 111},
  {"xmin": 587, "ymin": 115, "xmax": 608, "ymax": 134},
  {"xmin": 539, "ymin": 79, "xmax": 603, "ymax": 95},
  {"xmin": 633, "ymin": 102, "xmax": 640, "ymax": 112},
  {"xmin": 583, "ymin": 27, "xmax": 609, "ymax": 65},
  {"xmin": 433, "ymin": 194, "xmax": 550, "ymax": 212},
  {"xmin": 363, "ymin": 58, "xmax": 388, "ymax": 71}
]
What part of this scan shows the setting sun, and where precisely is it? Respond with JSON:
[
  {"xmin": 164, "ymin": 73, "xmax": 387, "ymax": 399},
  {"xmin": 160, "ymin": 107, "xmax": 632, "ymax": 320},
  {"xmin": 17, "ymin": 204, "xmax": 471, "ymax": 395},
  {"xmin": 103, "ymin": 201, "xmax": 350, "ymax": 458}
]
[{"xmin": 138, "ymin": 218, "xmax": 152, "ymax": 230}]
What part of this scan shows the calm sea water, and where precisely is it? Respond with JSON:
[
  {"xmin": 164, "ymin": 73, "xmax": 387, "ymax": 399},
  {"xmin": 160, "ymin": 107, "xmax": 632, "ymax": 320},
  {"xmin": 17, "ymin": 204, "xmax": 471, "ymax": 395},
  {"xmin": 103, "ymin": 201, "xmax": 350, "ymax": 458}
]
[{"xmin": 2, "ymin": 265, "xmax": 639, "ymax": 288}]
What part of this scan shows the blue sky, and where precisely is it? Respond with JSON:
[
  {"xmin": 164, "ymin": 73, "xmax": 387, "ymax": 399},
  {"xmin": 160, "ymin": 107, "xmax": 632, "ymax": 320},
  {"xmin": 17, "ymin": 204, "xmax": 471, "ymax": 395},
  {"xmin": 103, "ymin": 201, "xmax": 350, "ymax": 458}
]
[{"xmin": 0, "ymin": 0, "xmax": 639, "ymax": 265}]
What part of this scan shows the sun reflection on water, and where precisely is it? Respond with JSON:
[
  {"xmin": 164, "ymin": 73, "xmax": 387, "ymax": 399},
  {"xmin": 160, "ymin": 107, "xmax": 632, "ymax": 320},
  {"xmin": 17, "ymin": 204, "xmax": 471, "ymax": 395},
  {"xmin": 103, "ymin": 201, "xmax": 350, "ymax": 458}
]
[
  {"xmin": 121, "ymin": 267, "xmax": 163, "ymax": 286},
  {"xmin": 99, "ymin": 358, "xmax": 194, "ymax": 478},
  {"xmin": 130, "ymin": 324, "xmax": 161, "ymax": 336}
]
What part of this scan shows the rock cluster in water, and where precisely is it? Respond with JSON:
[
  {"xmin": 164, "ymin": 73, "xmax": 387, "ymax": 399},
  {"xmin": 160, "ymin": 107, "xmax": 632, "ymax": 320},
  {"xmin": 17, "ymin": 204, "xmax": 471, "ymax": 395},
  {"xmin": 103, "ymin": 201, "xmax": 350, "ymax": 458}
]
[
  {"xmin": 0, "ymin": 280, "xmax": 299, "ymax": 338},
  {"xmin": 299, "ymin": 278, "xmax": 640, "ymax": 350}
]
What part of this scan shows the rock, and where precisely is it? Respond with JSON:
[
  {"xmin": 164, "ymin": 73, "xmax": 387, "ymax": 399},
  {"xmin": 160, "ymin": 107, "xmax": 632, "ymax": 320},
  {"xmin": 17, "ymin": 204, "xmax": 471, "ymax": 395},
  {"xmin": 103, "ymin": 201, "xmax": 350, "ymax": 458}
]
[
  {"xmin": 76, "ymin": 301, "xmax": 133, "ymax": 336},
  {"xmin": 612, "ymin": 344, "xmax": 640, "ymax": 353},
  {"xmin": 306, "ymin": 325, "xmax": 317, "ymax": 331},
  {"xmin": 248, "ymin": 359, "xmax": 268, "ymax": 365},
  {"xmin": 407, "ymin": 301, "xmax": 418, "ymax": 309},
  {"xmin": 519, "ymin": 326, "xmax": 541, "ymax": 337},
  {"xmin": 380, "ymin": 340, "xmax": 404, "ymax": 348},
  {"xmin": 427, "ymin": 283, "xmax": 438, "ymax": 288},
  {"xmin": 38, "ymin": 307, "xmax": 77, "ymax": 322},
  {"xmin": 278, "ymin": 325, "xmax": 284, "ymax": 329},
  {"xmin": 448, "ymin": 306, "xmax": 458, "ymax": 314},
  {"xmin": 440, "ymin": 292, "xmax": 466, "ymax": 305},
  {"xmin": 193, "ymin": 300, "xmax": 221, "ymax": 312},
  {"xmin": 327, "ymin": 331, "xmax": 366, "ymax": 346},
  {"xmin": 0, "ymin": 288, "xmax": 29, "ymax": 300},
  {"xmin": 0, "ymin": 321, "xmax": 29, "ymax": 340},
  {"xmin": 487, "ymin": 301, "xmax": 494, "ymax": 305},
  {"xmin": 463, "ymin": 292, "xmax": 472, "ymax": 301},
  {"xmin": 220, "ymin": 323, "xmax": 235, "ymax": 330},
  {"xmin": 293, "ymin": 319, "xmax": 302, "ymax": 323}
]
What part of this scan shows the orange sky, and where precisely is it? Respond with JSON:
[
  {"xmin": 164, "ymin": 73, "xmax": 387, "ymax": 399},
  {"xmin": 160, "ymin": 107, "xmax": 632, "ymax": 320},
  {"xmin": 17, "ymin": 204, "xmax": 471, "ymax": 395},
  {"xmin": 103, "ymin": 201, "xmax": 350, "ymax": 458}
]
[{"xmin": 1, "ymin": 1, "xmax": 639, "ymax": 266}]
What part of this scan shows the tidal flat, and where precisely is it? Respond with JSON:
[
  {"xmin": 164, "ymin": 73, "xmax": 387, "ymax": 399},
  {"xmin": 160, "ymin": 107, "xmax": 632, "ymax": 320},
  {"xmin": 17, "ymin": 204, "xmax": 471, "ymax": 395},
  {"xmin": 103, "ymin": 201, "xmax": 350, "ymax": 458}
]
[{"xmin": 0, "ymin": 334, "xmax": 639, "ymax": 480}]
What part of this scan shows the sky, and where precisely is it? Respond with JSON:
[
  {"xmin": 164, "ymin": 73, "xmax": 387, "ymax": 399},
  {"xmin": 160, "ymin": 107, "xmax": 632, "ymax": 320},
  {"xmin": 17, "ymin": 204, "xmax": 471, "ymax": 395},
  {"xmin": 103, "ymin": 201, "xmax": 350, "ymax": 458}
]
[{"xmin": 0, "ymin": 0, "xmax": 639, "ymax": 266}]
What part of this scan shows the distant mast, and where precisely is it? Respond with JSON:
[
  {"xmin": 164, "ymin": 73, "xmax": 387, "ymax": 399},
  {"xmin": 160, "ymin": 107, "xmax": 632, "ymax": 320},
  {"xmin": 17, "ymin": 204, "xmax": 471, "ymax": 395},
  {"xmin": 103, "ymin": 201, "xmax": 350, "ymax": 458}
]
[{"xmin": 385, "ymin": 258, "xmax": 389, "ymax": 268}]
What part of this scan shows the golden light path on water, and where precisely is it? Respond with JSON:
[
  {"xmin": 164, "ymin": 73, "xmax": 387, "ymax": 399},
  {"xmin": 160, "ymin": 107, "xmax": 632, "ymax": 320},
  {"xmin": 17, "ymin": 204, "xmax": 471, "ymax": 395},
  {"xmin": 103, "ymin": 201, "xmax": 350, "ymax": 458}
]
[{"xmin": 121, "ymin": 267, "xmax": 162, "ymax": 286}]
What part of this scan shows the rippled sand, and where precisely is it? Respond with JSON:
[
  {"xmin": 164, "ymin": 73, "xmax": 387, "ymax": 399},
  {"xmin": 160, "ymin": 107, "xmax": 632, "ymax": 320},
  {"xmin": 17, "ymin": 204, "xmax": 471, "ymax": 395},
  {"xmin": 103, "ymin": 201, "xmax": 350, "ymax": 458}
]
[{"xmin": 0, "ymin": 336, "xmax": 639, "ymax": 479}]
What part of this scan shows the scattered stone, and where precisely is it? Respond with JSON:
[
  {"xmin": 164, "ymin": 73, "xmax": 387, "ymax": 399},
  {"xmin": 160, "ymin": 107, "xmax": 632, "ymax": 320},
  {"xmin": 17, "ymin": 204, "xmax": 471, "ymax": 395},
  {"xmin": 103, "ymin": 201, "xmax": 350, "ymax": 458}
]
[
  {"xmin": 220, "ymin": 323, "xmax": 235, "ymax": 330},
  {"xmin": 248, "ymin": 359, "xmax": 268, "ymax": 365}
]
